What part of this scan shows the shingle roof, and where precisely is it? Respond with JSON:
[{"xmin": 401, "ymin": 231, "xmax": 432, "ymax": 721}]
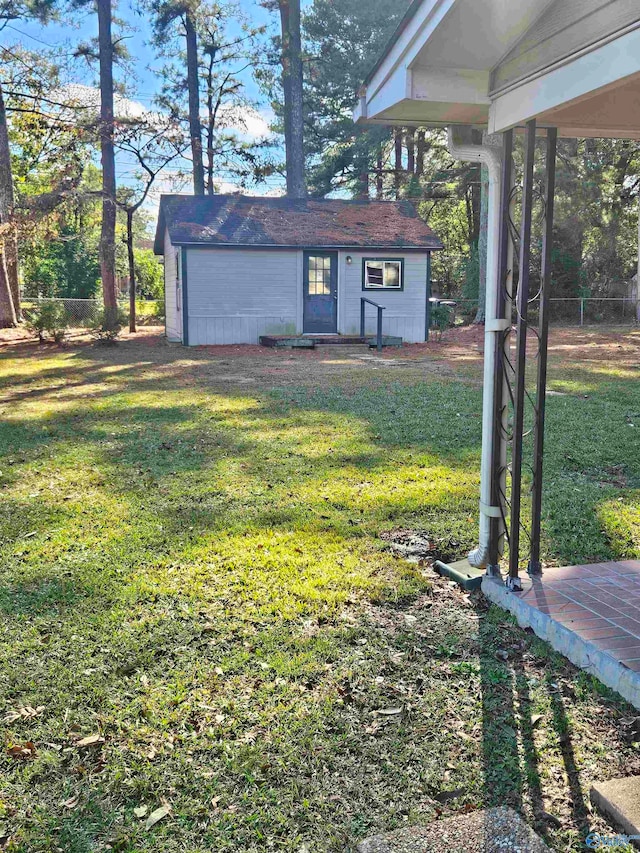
[{"xmin": 154, "ymin": 194, "xmax": 443, "ymax": 254}]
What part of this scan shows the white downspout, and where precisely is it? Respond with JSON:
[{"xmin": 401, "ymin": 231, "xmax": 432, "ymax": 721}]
[{"xmin": 447, "ymin": 127, "xmax": 505, "ymax": 569}]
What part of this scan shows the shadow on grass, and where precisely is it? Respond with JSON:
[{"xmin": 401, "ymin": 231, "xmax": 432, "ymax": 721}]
[{"xmin": 477, "ymin": 608, "xmax": 615, "ymax": 849}]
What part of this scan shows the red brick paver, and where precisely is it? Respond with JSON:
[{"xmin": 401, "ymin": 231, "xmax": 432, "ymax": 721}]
[{"xmin": 515, "ymin": 561, "xmax": 640, "ymax": 669}]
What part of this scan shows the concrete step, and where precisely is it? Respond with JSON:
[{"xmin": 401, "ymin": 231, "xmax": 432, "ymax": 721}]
[{"xmin": 259, "ymin": 334, "xmax": 403, "ymax": 349}]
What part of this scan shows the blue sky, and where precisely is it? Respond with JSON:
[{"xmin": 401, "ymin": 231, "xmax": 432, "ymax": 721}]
[{"xmin": 12, "ymin": 1, "xmax": 287, "ymax": 208}]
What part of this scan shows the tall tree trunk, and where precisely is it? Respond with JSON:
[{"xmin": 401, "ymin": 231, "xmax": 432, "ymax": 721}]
[
  {"xmin": 0, "ymin": 245, "xmax": 16, "ymax": 329},
  {"xmin": 127, "ymin": 209, "xmax": 136, "ymax": 333},
  {"xmin": 376, "ymin": 147, "xmax": 384, "ymax": 199},
  {"xmin": 279, "ymin": 0, "xmax": 305, "ymax": 197},
  {"xmin": 416, "ymin": 129, "xmax": 426, "ymax": 177},
  {"xmin": 97, "ymin": 0, "xmax": 118, "ymax": 318},
  {"xmin": 406, "ymin": 128, "xmax": 415, "ymax": 174},
  {"xmin": 278, "ymin": 0, "xmax": 293, "ymax": 192},
  {"xmin": 394, "ymin": 128, "xmax": 403, "ymax": 199},
  {"xmin": 185, "ymin": 11, "xmax": 205, "ymax": 196},
  {"xmin": 356, "ymin": 155, "xmax": 369, "ymax": 199},
  {"xmin": 205, "ymin": 55, "xmax": 215, "ymax": 195},
  {"xmin": 0, "ymin": 82, "xmax": 18, "ymax": 324}
]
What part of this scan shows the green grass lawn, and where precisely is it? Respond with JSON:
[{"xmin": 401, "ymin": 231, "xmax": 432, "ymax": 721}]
[{"xmin": 1, "ymin": 328, "xmax": 639, "ymax": 852}]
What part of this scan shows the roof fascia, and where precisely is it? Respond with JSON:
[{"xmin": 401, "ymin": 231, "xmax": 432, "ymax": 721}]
[
  {"xmin": 489, "ymin": 26, "xmax": 640, "ymax": 134},
  {"xmin": 359, "ymin": 0, "xmax": 459, "ymax": 119},
  {"xmin": 153, "ymin": 203, "xmax": 166, "ymax": 255},
  {"xmin": 169, "ymin": 243, "xmax": 444, "ymax": 252}
]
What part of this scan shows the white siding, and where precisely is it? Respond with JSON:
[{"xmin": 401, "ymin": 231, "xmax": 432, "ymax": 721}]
[
  {"xmin": 185, "ymin": 247, "xmax": 301, "ymax": 346},
  {"xmin": 164, "ymin": 228, "xmax": 182, "ymax": 342},
  {"xmin": 337, "ymin": 250, "xmax": 428, "ymax": 343}
]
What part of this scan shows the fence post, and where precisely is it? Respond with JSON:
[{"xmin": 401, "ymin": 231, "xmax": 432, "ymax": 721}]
[
  {"xmin": 377, "ymin": 306, "xmax": 383, "ymax": 352},
  {"xmin": 360, "ymin": 299, "xmax": 365, "ymax": 338},
  {"xmin": 580, "ymin": 298, "xmax": 584, "ymax": 326}
]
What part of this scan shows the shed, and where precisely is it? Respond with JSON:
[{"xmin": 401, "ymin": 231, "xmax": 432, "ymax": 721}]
[{"xmin": 153, "ymin": 194, "xmax": 443, "ymax": 346}]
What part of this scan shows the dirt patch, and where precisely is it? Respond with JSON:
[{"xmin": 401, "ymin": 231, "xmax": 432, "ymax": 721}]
[{"xmin": 380, "ymin": 528, "xmax": 462, "ymax": 564}]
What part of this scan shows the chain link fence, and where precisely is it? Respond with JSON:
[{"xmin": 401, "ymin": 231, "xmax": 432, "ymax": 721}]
[
  {"xmin": 21, "ymin": 298, "xmax": 165, "ymax": 328},
  {"xmin": 431, "ymin": 296, "xmax": 640, "ymax": 327},
  {"xmin": 20, "ymin": 296, "xmax": 639, "ymax": 334}
]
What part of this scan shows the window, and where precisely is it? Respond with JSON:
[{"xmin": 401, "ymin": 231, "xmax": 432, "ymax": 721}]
[
  {"xmin": 363, "ymin": 258, "xmax": 404, "ymax": 290},
  {"xmin": 307, "ymin": 255, "xmax": 332, "ymax": 295}
]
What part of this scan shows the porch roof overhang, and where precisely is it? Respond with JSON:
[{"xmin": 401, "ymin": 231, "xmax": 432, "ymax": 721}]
[{"xmin": 355, "ymin": 0, "xmax": 640, "ymax": 140}]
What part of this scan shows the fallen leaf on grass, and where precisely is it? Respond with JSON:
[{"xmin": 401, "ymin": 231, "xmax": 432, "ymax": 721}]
[
  {"xmin": 76, "ymin": 734, "xmax": 105, "ymax": 748},
  {"xmin": 145, "ymin": 804, "xmax": 171, "ymax": 830},
  {"xmin": 374, "ymin": 707, "xmax": 403, "ymax": 716},
  {"xmin": 134, "ymin": 805, "xmax": 148, "ymax": 818},
  {"xmin": 7, "ymin": 742, "xmax": 36, "ymax": 759},
  {"xmin": 531, "ymin": 714, "xmax": 544, "ymax": 728},
  {"xmin": 63, "ymin": 795, "xmax": 79, "ymax": 810},
  {"xmin": 3, "ymin": 706, "xmax": 45, "ymax": 724}
]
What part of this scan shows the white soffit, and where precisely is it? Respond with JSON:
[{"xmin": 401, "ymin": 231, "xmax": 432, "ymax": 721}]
[
  {"xmin": 489, "ymin": 27, "xmax": 640, "ymax": 137},
  {"xmin": 357, "ymin": 0, "xmax": 556, "ymax": 126},
  {"xmin": 358, "ymin": 0, "xmax": 640, "ymax": 137}
]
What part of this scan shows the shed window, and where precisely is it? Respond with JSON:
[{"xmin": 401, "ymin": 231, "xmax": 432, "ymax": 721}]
[{"xmin": 363, "ymin": 259, "xmax": 403, "ymax": 290}]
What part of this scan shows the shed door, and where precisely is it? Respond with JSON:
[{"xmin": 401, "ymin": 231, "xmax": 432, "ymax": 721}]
[{"xmin": 303, "ymin": 251, "xmax": 338, "ymax": 334}]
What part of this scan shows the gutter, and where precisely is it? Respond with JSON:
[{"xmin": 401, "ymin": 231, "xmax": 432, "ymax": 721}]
[{"xmin": 447, "ymin": 127, "xmax": 506, "ymax": 569}]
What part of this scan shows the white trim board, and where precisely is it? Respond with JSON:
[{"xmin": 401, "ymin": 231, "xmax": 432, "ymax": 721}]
[{"xmin": 489, "ymin": 27, "xmax": 640, "ymax": 134}]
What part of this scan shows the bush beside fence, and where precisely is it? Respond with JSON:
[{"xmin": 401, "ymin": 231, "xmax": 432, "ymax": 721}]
[{"xmin": 21, "ymin": 298, "xmax": 165, "ymax": 328}]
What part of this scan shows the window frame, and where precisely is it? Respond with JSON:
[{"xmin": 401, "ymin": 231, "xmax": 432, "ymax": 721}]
[{"xmin": 361, "ymin": 257, "xmax": 405, "ymax": 292}]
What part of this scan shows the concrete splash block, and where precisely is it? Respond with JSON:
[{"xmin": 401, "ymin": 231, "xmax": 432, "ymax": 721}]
[
  {"xmin": 481, "ymin": 577, "xmax": 640, "ymax": 711},
  {"xmin": 434, "ymin": 558, "xmax": 485, "ymax": 590},
  {"xmin": 357, "ymin": 807, "xmax": 550, "ymax": 852},
  {"xmin": 591, "ymin": 777, "xmax": 640, "ymax": 846}
]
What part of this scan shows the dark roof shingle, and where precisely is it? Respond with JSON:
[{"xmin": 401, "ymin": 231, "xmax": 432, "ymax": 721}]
[{"xmin": 154, "ymin": 194, "xmax": 443, "ymax": 253}]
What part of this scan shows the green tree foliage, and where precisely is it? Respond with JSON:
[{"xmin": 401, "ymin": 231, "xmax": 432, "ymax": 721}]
[
  {"xmin": 150, "ymin": 0, "xmax": 273, "ymax": 194},
  {"xmin": 133, "ymin": 248, "xmax": 163, "ymax": 299},
  {"xmin": 302, "ymin": 0, "xmax": 409, "ymax": 196},
  {"xmin": 22, "ymin": 226, "xmax": 100, "ymax": 298},
  {"xmin": 0, "ymin": 0, "xmax": 63, "ymax": 325},
  {"xmin": 553, "ymin": 138, "xmax": 640, "ymax": 298},
  {"xmin": 19, "ymin": 160, "xmax": 100, "ymax": 298}
]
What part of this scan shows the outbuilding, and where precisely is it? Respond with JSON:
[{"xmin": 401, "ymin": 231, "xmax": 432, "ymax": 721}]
[{"xmin": 153, "ymin": 194, "xmax": 443, "ymax": 346}]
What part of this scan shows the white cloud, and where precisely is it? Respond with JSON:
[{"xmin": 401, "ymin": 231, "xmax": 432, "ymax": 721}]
[
  {"xmin": 54, "ymin": 84, "xmax": 274, "ymax": 141},
  {"xmin": 216, "ymin": 104, "xmax": 274, "ymax": 142},
  {"xmin": 53, "ymin": 84, "xmax": 155, "ymax": 122}
]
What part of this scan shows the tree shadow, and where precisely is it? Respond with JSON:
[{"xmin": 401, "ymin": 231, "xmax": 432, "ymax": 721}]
[{"xmin": 477, "ymin": 606, "xmax": 624, "ymax": 849}]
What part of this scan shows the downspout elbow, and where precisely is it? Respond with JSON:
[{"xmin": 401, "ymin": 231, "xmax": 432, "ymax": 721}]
[{"xmin": 447, "ymin": 127, "xmax": 501, "ymax": 184}]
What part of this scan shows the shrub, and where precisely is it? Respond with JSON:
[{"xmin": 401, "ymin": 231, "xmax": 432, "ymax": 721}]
[
  {"xmin": 430, "ymin": 304, "xmax": 453, "ymax": 341},
  {"xmin": 136, "ymin": 299, "xmax": 165, "ymax": 326},
  {"xmin": 24, "ymin": 301, "xmax": 71, "ymax": 344},
  {"xmin": 90, "ymin": 306, "xmax": 128, "ymax": 344}
]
